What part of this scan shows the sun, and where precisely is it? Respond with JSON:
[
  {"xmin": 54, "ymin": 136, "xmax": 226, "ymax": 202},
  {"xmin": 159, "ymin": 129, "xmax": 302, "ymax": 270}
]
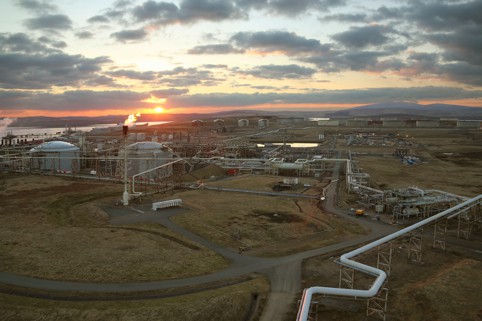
[{"xmin": 154, "ymin": 106, "xmax": 164, "ymax": 113}]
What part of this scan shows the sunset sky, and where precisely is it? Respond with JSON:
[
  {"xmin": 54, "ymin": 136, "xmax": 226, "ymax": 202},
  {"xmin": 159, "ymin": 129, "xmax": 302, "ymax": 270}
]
[{"xmin": 1, "ymin": 0, "xmax": 481, "ymax": 117}]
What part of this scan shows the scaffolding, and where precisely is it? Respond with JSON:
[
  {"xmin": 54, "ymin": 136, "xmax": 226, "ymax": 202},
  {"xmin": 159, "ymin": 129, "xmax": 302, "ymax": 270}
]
[
  {"xmin": 366, "ymin": 287, "xmax": 389, "ymax": 321},
  {"xmin": 408, "ymin": 228, "xmax": 424, "ymax": 263}
]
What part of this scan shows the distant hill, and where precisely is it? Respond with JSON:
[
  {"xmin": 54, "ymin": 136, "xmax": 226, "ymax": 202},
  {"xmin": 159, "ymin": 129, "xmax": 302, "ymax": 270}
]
[
  {"xmin": 6, "ymin": 102, "xmax": 481, "ymax": 128},
  {"xmin": 7, "ymin": 109, "xmax": 334, "ymax": 128},
  {"xmin": 328, "ymin": 102, "xmax": 482, "ymax": 119}
]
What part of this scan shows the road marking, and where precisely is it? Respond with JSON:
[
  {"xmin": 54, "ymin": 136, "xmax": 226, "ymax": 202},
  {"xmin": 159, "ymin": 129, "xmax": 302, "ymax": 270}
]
[{"xmin": 128, "ymin": 206, "xmax": 145, "ymax": 214}]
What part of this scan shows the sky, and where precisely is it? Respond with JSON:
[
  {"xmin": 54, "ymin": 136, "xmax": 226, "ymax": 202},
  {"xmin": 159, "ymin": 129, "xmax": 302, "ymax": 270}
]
[{"xmin": 0, "ymin": 0, "xmax": 481, "ymax": 117}]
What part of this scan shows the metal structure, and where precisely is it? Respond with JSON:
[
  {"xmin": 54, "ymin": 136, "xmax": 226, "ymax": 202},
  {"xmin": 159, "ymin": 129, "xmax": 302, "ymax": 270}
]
[{"xmin": 296, "ymin": 194, "xmax": 482, "ymax": 321}]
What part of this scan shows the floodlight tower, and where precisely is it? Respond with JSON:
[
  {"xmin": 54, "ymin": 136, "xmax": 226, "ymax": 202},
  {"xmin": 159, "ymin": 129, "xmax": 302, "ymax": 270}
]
[{"xmin": 122, "ymin": 125, "xmax": 129, "ymax": 205}]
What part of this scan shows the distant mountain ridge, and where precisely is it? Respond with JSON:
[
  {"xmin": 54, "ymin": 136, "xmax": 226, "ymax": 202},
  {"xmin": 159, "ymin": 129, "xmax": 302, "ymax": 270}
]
[
  {"xmin": 328, "ymin": 102, "xmax": 482, "ymax": 119},
  {"xmin": 4, "ymin": 102, "xmax": 482, "ymax": 128}
]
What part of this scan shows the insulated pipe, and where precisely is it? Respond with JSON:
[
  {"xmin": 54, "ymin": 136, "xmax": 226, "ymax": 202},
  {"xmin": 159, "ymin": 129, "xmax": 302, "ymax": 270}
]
[
  {"xmin": 131, "ymin": 159, "xmax": 183, "ymax": 197},
  {"xmin": 296, "ymin": 194, "xmax": 482, "ymax": 321}
]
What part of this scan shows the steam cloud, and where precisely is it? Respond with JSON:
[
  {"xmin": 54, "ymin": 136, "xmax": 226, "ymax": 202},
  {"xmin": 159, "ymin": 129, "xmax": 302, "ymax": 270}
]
[{"xmin": 0, "ymin": 118, "xmax": 17, "ymax": 139}]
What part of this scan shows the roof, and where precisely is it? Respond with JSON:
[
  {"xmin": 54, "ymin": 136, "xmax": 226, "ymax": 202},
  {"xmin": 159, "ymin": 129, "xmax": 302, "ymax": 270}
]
[
  {"xmin": 30, "ymin": 141, "xmax": 79, "ymax": 153},
  {"xmin": 126, "ymin": 142, "xmax": 166, "ymax": 151}
]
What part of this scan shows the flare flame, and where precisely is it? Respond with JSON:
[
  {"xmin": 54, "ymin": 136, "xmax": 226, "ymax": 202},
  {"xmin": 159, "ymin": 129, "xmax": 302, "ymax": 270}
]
[{"xmin": 124, "ymin": 113, "xmax": 141, "ymax": 125}]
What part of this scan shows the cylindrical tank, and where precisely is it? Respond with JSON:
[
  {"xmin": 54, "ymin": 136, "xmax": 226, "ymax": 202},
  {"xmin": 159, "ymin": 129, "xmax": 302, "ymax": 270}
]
[
  {"xmin": 402, "ymin": 207, "xmax": 420, "ymax": 216},
  {"xmin": 137, "ymin": 133, "xmax": 146, "ymax": 141},
  {"xmin": 213, "ymin": 119, "xmax": 224, "ymax": 126},
  {"xmin": 238, "ymin": 119, "xmax": 249, "ymax": 127},
  {"xmin": 258, "ymin": 119, "xmax": 269, "ymax": 128},
  {"xmin": 277, "ymin": 163, "xmax": 303, "ymax": 170},
  {"xmin": 121, "ymin": 142, "xmax": 174, "ymax": 178},
  {"xmin": 29, "ymin": 141, "xmax": 80, "ymax": 172}
]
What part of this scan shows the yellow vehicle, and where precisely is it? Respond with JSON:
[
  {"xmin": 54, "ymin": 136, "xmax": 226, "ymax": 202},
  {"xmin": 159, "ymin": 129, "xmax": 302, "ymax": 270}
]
[{"xmin": 355, "ymin": 209, "xmax": 365, "ymax": 216}]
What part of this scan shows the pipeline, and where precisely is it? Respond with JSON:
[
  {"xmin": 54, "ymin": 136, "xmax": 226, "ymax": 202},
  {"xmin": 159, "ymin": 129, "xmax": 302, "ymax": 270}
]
[{"xmin": 296, "ymin": 194, "xmax": 482, "ymax": 321}]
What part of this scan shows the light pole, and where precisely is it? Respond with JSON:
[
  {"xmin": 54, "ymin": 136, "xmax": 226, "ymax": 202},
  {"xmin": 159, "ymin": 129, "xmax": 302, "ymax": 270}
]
[{"xmin": 122, "ymin": 125, "xmax": 129, "ymax": 205}]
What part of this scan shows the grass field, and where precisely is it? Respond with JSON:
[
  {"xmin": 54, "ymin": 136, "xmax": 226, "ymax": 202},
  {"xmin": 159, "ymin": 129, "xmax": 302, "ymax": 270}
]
[
  {"xmin": 293, "ymin": 127, "xmax": 482, "ymax": 321},
  {"xmin": 167, "ymin": 175, "xmax": 366, "ymax": 256},
  {"xmin": 0, "ymin": 277, "xmax": 269, "ymax": 321},
  {"xmin": 0, "ymin": 175, "xmax": 227, "ymax": 282},
  {"xmin": 299, "ymin": 238, "xmax": 482, "ymax": 321}
]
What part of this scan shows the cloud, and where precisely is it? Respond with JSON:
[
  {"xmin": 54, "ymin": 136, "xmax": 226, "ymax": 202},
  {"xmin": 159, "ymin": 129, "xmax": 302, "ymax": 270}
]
[
  {"xmin": 150, "ymin": 88, "xmax": 190, "ymax": 96},
  {"xmin": 332, "ymin": 25, "xmax": 395, "ymax": 48},
  {"xmin": 237, "ymin": 0, "xmax": 346, "ymax": 16},
  {"xmin": 426, "ymin": 25, "xmax": 482, "ymax": 66},
  {"xmin": 1, "ymin": 86, "xmax": 481, "ymax": 113},
  {"xmin": 230, "ymin": 31, "xmax": 324, "ymax": 55},
  {"xmin": 187, "ymin": 44, "xmax": 245, "ymax": 54},
  {"xmin": 301, "ymin": 49, "xmax": 388, "ymax": 72},
  {"xmin": 110, "ymin": 28, "xmax": 148, "ymax": 42},
  {"xmin": 15, "ymin": 0, "xmax": 56, "ymax": 14},
  {"xmin": 104, "ymin": 66, "xmax": 223, "ymax": 87},
  {"xmin": 438, "ymin": 62, "xmax": 482, "ymax": 87},
  {"xmin": 0, "ymin": 90, "xmax": 150, "ymax": 111},
  {"xmin": 25, "ymin": 14, "xmax": 72, "ymax": 30},
  {"xmin": 243, "ymin": 64, "xmax": 317, "ymax": 79},
  {"xmin": 320, "ymin": 12, "xmax": 367, "ymax": 22},
  {"xmin": 132, "ymin": 0, "xmax": 179, "ymax": 22},
  {"xmin": 0, "ymin": 53, "xmax": 111, "ymax": 89},
  {"xmin": 108, "ymin": 69, "xmax": 157, "ymax": 81},
  {"xmin": 84, "ymin": 75, "xmax": 118, "ymax": 87},
  {"xmin": 87, "ymin": 15, "xmax": 110, "ymax": 23},
  {"xmin": 406, "ymin": 0, "xmax": 482, "ymax": 32},
  {"xmin": 129, "ymin": 0, "xmax": 245, "ymax": 27},
  {"xmin": 75, "ymin": 31, "xmax": 94, "ymax": 39},
  {"xmin": 165, "ymin": 86, "xmax": 482, "ymax": 108},
  {"xmin": 0, "ymin": 32, "xmax": 58, "ymax": 54},
  {"xmin": 372, "ymin": 6, "xmax": 403, "ymax": 21},
  {"xmin": 36, "ymin": 36, "xmax": 67, "ymax": 49}
]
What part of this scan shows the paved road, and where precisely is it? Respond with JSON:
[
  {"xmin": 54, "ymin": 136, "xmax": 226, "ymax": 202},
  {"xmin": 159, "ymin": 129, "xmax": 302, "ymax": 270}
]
[
  {"xmin": 0, "ymin": 207, "xmax": 394, "ymax": 293},
  {"xmin": 0, "ymin": 147, "xmax": 398, "ymax": 319},
  {"xmin": 202, "ymin": 186, "xmax": 320, "ymax": 199}
]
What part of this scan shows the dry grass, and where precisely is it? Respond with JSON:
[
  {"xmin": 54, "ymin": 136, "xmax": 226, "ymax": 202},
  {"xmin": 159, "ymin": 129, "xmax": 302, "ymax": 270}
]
[
  {"xmin": 168, "ymin": 175, "xmax": 366, "ymax": 256},
  {"xmin": 206, "ymin": 174, "xmax": 321, "ymax": 193},
  {"xmin": 299, "ymin": 237, "xmax": 482, "ymax": 321},
  {"xmin": 353, "ymin": 129, "xmax": 482, "ymax": 196},
  {"xmin": 391, "ymin": 258, "xmax": 482, "ymax": 321},
  {"xmin": 0, "ymin": 277, "xmax": 269, "ymax": 321},
  {"xmin": 0, "ymin": 175, "xmax": 227, "ymax": 282}
]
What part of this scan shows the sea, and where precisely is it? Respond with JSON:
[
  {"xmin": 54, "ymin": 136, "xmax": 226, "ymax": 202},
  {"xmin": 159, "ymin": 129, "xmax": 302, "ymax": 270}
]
[{"xmin": 2, "ymin": 121, "xmax": 170, "ymax": 139}]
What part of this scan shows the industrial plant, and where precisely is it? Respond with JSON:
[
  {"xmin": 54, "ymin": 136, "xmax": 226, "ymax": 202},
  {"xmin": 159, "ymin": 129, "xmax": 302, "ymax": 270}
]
[{"xmin": 0, "ymin": 115, "xmax": 481, "ymax": 321}]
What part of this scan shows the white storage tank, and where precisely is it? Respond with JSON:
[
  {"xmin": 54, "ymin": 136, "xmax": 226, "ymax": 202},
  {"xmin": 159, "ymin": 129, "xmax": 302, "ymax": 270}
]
[
  {"xmin": 258, "ymin": 119, "xmax": 269, "ymax": 128},
  {"xmin": 121, "ymin": 142, "xmax": 174, "ymax": 178},
  {"xmin": 29, "ymin": 141, "xmax": 80, "ymax": 172},
  {"xmin": 238, "ymin": 119, "xmax": 249, "ymax": 127}
]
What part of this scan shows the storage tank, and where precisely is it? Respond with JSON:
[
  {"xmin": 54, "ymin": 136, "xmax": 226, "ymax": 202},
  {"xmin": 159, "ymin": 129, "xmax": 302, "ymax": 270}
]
[
  {"xmin": 29, "ymin": 141, "xmax": 80, "ymax": 172},
  {"xmin": 213, "ymin": 119, "xmax": 224, "ymax": 126},
  {"xmin": 238, "ymin": 119, "xmax": 249, "ymax": 127},
  {"xmin": 121, "ymin": 142, "xmax": 174, "ymax": 178},
  {"xmin": 258, "ymin": 119, "xmax": 269, "ymax": 128},
  {"xmin": 402, "ymin": 207, "xmax": 420, "ymax": 216}
]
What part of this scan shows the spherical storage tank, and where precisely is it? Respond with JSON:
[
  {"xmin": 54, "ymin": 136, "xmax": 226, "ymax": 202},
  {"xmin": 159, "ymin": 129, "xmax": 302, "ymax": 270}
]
[
  {"xmin": 121, "ymin": 142, "xmax": 174, "ymax": 178},
  {"xmin": 29, "ymin": 141, "xmax": 80, "ymax": 172}
]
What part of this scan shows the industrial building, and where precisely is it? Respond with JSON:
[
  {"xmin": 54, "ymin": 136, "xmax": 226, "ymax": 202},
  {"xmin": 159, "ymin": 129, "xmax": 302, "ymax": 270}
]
[{"xmin": 456, "ymin": 120, "xmax": 481, "ymax": 129}]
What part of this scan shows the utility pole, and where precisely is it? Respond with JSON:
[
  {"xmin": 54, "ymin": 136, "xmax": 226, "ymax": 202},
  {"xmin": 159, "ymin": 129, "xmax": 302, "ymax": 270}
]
[{"xmin": 122, "ymin": 125, "xmax": 129, "ymax": 205}]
